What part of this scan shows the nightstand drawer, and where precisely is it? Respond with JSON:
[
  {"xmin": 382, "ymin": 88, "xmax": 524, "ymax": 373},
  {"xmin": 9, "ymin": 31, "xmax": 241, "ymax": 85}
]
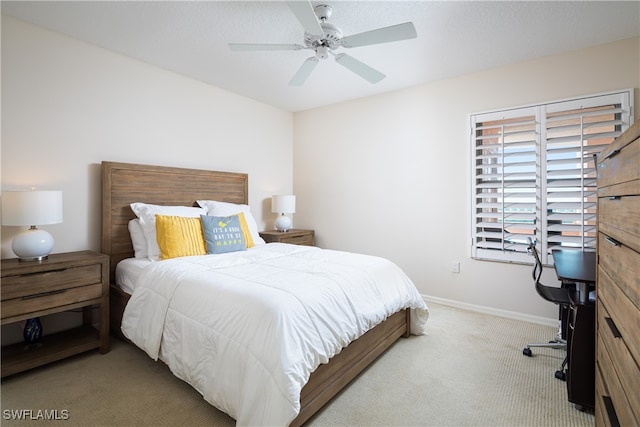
[
  {"xmin": 260, "ymin": 229, "xmax": 315, "ymax": 246},
  {"xmin": 1, "ymin": 283, "xmax": 103, "ymax": 320},
  {"xmin": 1, "ymin": 264, "xmax": 103, "ymax": 301},
  {"xmin": 282, "ymin": 234, "xmax": 314, "ymax": 246}
]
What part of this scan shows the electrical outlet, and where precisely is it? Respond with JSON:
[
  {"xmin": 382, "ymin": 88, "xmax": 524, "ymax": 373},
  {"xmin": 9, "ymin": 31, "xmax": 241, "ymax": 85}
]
[{"xmin": 452, "ymin": 261, "xmax": 460, "ymax": 273}]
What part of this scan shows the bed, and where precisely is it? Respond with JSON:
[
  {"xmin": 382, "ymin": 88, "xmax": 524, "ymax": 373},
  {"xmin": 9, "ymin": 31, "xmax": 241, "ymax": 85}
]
[{"xmin": 101, "ymin": 161, "xmax": 428, "ymax": 426}]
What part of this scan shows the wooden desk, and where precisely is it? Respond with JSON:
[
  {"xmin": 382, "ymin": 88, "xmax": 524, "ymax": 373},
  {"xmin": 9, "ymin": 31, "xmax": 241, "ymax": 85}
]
[{"xmin": 552, "ymin": 249, "xmax": 596, "ymax": 411}]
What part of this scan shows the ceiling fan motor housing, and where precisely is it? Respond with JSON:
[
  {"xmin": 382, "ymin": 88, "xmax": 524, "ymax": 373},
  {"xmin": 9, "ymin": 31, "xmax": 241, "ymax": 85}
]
[
  {"xmin": 304, "ymin": 21, "xmax": 343, "ymax": 57},
  {"xmin": 304, "ymin": 4, "xmax": 343, "ymax": 58}
]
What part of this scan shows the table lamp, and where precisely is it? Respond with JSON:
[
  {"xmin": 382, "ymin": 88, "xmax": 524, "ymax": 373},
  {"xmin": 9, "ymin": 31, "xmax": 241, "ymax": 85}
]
[
  {"xmin": 2, "ymin": 189, "xmax": 63, "ymax": 261},
  {"xmin": 271, "ymin": 195, "xmax": 295, "ymax": 232}
]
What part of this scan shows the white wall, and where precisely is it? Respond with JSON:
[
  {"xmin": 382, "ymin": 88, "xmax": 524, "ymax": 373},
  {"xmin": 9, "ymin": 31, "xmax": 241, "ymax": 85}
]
[
  {"xmin": 293, "ymin": 37, "xmax": 640, "ymax": 321},
  {"xmin": 1, "ymin": 15, "xmax": 294, "ymax": 259},
  {"xmin": 0, "ymin": 16, "xmax": 295, "ymax": 344}
]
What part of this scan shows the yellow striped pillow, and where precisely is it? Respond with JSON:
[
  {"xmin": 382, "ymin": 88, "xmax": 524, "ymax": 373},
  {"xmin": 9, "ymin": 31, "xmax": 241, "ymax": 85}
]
[{"xmin": 155, "ymin": 214, "xmax": 206, "ymax": 260}]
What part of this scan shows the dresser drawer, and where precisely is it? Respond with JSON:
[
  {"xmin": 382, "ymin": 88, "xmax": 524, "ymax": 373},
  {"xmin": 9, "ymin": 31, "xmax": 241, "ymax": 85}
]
[
  {"xmin": 595, "ymin": 367, "xmax": 613, "ymax": 427},
  {"xmin": 597, "ymin": 133, "xmax": 639, "ymax": 191},
  {"xmin": 598, "ymin": 290, "xmax": 640, "ymax": 421},
  {"xmin": 598, "ymin": 233, "xmax": 640, "ymax": 310},
  {"xmin": 596, "ymin": 350, "xmax": 635, "ymax": 427},
  {"xmin": 599, "ymin": 195, "xmax": 640, "ymax": 253},
  {"xmin": 1, "ymin": 283, "xmax": 103, "ymax": 320},
  {"xmin": 596, "ymin": 300, "xmax": 640, "ymax": 426},
  {"xmin": 1, "ymin": 264, "xmax": 103, "ymax": 301},
  {"xmin": 598, "ymin": 267, "xmax": 640, "ymax": 363}
]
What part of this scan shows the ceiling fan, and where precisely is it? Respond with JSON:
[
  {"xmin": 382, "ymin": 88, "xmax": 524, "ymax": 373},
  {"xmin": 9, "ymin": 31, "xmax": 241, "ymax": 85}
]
[{"xmin": 229, "ymin": 1, "xmax": 417, "ymax": 86}]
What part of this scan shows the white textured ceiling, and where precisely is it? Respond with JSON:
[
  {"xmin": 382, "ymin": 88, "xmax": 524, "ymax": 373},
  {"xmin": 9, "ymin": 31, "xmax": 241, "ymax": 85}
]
[{"xmin": 2, "ymin": 1, "xmax": 639, "ymax": 112}]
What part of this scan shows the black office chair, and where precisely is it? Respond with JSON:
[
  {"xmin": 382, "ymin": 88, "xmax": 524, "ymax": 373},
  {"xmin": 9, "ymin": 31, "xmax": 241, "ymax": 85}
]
[{"xmin": 522, "ymin": 238, "xmax": 572, "ymax": 381}]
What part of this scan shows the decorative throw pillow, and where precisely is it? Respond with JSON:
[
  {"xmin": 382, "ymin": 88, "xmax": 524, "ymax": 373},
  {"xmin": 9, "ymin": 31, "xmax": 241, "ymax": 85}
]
[
  {"xmin": 196, "ymin": 200, "xmax": 265, "ymax": 247},
  {"xmin": 128, "ymin": 219, "xmax": 148, "ymax": 259},
  {"xmin": 200, "ymin": 214, "xmax": 247, "ymax": 254},
  {"xmin": 130, "ymin": 202, "xmax": 207, "ymax": 261},
  {"xmin": 155, "ymin": 214, "xmax": 207, "ymax": 260},
  {"xmin": 235, "ymin": 212, "xmax": 255, "ymax": 247}
]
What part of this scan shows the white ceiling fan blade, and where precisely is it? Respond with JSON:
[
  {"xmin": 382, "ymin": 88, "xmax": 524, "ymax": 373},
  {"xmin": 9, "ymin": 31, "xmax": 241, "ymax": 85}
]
[
  {"xmin": 286, "ymin": 1, "xmax": 324, "ymax": 37},
  {"xmin": 289, "ymin": 57, "xmax": 319, "ymax": 86},
  {"xmin": 334, "ymin": 53, "xmax": 385, "ymax": 84},
  {"xmin": 229, "ymin": 43, "xmax": 305, "ymax": 51},
  {"xmin": 341, "ymin": 22, "xmax": 417, "ymax": 48}
]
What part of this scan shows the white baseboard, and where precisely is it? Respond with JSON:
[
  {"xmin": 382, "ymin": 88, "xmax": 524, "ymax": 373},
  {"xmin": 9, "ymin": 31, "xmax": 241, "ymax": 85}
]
[{"xmin": 422, "ymin": 294, "xmax": 558, "ymax": 328}]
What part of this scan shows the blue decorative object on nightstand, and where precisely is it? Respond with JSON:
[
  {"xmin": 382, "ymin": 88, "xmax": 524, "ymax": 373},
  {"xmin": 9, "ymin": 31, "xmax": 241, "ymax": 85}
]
[{"xmin": 23, "ymin": 317, "xmax": 43, "ymax": 344}]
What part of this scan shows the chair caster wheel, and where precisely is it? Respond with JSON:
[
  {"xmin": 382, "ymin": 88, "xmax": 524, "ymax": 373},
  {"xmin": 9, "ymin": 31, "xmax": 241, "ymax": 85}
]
[
  {"xmin": 555, "ymin": 370, "xmax": 566, "ymax": 381},
  {"xmin": 523, "ymin": 348, "xmax": 532, "ymax": 357}
]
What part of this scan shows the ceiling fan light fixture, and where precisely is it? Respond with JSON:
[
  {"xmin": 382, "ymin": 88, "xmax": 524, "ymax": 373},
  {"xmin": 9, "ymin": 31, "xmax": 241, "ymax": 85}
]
[{"xmin": 315, "ymin": 45, "xmax": 329, "ymax": 60}]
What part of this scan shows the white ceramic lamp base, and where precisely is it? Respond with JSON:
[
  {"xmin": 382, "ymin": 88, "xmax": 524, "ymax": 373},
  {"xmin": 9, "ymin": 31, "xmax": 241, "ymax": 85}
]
[
  {"xmin": 12, "ymin": 227, "xmax": 55, "ymax": 261},
  {"xmin": 275, "ymin": 214, "xmax": 292, "ymax": 232}
]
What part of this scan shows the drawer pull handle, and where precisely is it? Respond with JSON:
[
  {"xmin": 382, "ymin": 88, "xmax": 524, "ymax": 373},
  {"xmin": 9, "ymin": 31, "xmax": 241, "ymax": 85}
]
[
  {"xmin": 21, "ymin": 289, "xmax": 67, "ymax": 300},
  {"xmin": 602, "ymin": 396, "xmax": 621, "ymax": 427},
  {"xmin": 605, "ymin": 236, "xmax": 621, "ymax": 246},
  {"xmin": 606, "ymin": 196, "xmax": 621, "ymax": 200},
  {"xmin": 605, "ymin": 317, "xmax": 622, "ymax": 338},
  {"xmin": 603, "ymin": 148, "xmax": 621, "ymax": 160}
]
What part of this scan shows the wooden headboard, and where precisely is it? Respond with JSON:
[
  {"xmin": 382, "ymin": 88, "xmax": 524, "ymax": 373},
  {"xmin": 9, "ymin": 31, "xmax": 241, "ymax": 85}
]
[{"xmin": 101, "ymin": 161, "xmax": 248, "ymax": 282}]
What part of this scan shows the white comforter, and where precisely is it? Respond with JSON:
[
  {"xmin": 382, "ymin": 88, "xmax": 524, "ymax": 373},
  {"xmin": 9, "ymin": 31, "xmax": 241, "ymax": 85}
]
[{"xmin": 121, "ymin": 243, "xmax": 429, "ymax": 426}]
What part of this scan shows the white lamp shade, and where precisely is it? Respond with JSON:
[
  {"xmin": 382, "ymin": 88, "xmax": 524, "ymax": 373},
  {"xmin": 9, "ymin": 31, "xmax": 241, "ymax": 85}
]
[
  {"xmin": 2, "ymin": 190, "xmax": 63, "ymax": 226},
  {"xmin": 271, "ymin": 195, "xmax": 296, "ymax": 214}
]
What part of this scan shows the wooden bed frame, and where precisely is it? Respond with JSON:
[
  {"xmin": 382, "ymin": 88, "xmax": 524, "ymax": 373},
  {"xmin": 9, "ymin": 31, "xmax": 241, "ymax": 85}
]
[{"xmin": 101, "ymin": 161, "xmax": 410, "ymax": 426}]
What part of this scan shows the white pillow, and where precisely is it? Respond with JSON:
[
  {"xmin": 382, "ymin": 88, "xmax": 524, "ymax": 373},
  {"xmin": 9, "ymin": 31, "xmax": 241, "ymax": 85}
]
[
  {"xmin": 196, "ymin": 200, "xmax": 265, "ymax": 246},
  {"xmin": 130, "ymin": 202, "xmax": 208, "ymax": 261},
  {"xmin": 128, "ymin": 219, "xmax": 148, "ymax": 259}
]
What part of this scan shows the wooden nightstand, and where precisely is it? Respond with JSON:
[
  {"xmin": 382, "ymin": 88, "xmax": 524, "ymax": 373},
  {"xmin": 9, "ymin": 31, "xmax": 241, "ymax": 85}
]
[
  {"xmin": 259, "ymin": 229, "xmax": 315, "ymax": 246},
  {"xmin": 1, "ymin": 250, "xmax": 109, "ymax": 377}
]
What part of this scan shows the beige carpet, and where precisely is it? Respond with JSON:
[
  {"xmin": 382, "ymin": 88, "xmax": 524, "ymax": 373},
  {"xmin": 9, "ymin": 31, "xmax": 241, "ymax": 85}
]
[{"xmin": 1, "ymin": 303, "xmax": 595, "ymax": 426}]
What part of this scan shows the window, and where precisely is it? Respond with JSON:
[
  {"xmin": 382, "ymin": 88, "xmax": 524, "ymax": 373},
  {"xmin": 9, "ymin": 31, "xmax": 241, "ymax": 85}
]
[{"xmin": 471, "ymin": 90, "xmax": 633, "ymax": 265}]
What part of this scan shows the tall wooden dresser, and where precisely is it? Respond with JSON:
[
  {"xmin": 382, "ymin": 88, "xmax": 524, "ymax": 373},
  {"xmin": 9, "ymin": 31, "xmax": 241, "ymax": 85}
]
[{"xmin": 595, "ymin": 120, "xmax": 640, "ymax": 426}]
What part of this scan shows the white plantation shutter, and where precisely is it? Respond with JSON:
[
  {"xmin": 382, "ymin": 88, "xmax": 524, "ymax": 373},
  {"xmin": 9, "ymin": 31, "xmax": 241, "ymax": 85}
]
[
  {"xmin": 471, "ymin": 90, "xmax": 633, "ymax": 265},
  {"xmin": 472, "ymin": 107, "xmax": 539, "ymax": 264},
  {"xmin": 543, "ymin": 93, "xmax": 630, "ymax": 259}
]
